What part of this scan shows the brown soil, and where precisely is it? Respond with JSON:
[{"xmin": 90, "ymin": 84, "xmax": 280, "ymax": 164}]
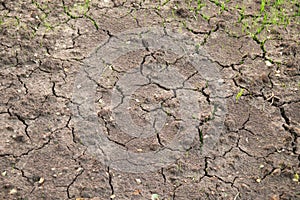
[{"xmin": 0, "ymin": 0, "xmax": 299, "ymax": 199}]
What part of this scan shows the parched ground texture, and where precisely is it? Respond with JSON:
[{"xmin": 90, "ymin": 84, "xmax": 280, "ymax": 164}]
[{"xmin": 0, "ymin": 0, "xmax": 299, "ymax": 199}]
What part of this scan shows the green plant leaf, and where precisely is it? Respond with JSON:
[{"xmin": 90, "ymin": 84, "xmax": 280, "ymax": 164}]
[
  {"xmin": 235, "ymin": 88, "xmax": 244, "ymax": 103},
  {"xmin": 151, "ymin": 194, "xmax": 160, "ymax": 200}
]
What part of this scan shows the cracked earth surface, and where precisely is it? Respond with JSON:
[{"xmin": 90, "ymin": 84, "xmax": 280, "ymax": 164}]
[{"xmin": 0, "ymin": 0, "xmax": 299, "ymax": 199}]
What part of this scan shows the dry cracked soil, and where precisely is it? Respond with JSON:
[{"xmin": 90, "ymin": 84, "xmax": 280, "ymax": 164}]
[{"xmin": 0, "ymin": 0, "xmax": 299, "ymax": 200}]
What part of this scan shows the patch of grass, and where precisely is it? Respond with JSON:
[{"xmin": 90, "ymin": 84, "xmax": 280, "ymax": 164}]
[
  {"xmin": 62, "ymin": 0, "xmax": 98, "ymax": 30},
  {"xmin": 183, "ymin": 0, "xmax": 206, "ymax": 17},
  {"xmin": 63, "ymin": 0, "xmax": 90, "ymax": 18},
  {"xmin": 196, "ymin": 0, "xmax": 205, "ymax": 13},
  {"xmin": 208, "ymin": 0, "xmax": 228, "ymax": 12},
  {"xmin": 235, "ymin": 0, "xmax": 297, "ymax": 42},
  {"xmin": 32, "ymin": 0, "xmax": 49, "ymax": 13}
]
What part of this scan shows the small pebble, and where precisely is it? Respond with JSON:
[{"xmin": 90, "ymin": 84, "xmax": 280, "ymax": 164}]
[
  {"xmin": 259, "ymin": 164, "xmax": 264, "ymax": 169},
  {"xmin": 272, "ymin": 168, "xmax": 281, "ymax": 176},
  {"xmin": 76, "ymin": 167, "xmax": 83, "ymax": 172},
  {"xmin": 265, "ymin": 60, "xmax": 272, "ymax": 67},
  {"xmin": 135, "ymin": 178, "xmax": 142, "ymax": 184},
  {"xmin": 1, "ymin": 171, "xmax": 7, "ymax": 176},
  {"xmin": 38, "ymin": 177, "xmax": 45, "ymax": 184},
  {"xmin": 9, "ymin": 188, "xmax": 17, "ymax": 195}
]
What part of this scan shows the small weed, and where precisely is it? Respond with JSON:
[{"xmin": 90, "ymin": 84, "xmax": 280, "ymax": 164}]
[
  {"xmin": 260, "ymin": 0, "xmax": 267, "ymax": 13},
  {"xmin": 235, "ymin": 88, "xmax": 244, "ymax": 103},
  {"xmin": 195, "ymin": 43, "xmax": 201, "ymax": 53},
  {"xmin": 185, "ymin": 151, "xmax": 189, "ymax": 157},
  {"xmin": 274, "ymin": 0, "xmax": 284, "ymax": 7},
  {"xmin": 176, "ymin": 162, "xmax": 183, "ymax": 172},
  {"xmin": 196, "ymin": 0, "xmax": 205, "ymax": 14},
  {"xmin": 151, "ymin": 194, "xmax": 160, "ymax": 200},
  {"xmin": 64, "ymin": 0, "xmax": 90, "ymax": 18},
  {"xmin": 211, "ymin": 0, "xmax": 221, "ymax": 7},
  {"xmin": 205, "ymin": 80, "xmax": 209, "ymax": 88},
  {"xmin": 241, "ymin": 20, "xmax": 249, "ymax": 33},
  {"xmin": 162, "ymin": 0, "xmax": 171, "ymax": 7},
  {"xmin": 43, "ymin": 21, "xmax": 53, "ymax": 30},
  {"xmin": 293, "ymin": 173, "xmax": 299, "ymax": 182},
  {"xmin": 238, "ymin": 6, "xmax": 246, "ymax": 22},
  {"xmin": 201, "ymin": 13, "xmax": 210, "ymax": 21},
  {"xmin": 221, "ymin": 2, "xmax": 226, "ymax": 11}
]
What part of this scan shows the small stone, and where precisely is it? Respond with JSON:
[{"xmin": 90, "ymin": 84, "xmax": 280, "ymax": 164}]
[
  {"xmin": 261, "ymin": 74, "xmax": 269, "ymax": 83},
  {"xmin": 11, "ymin": 134, "xmax": 24, "ymax": 142},
  {"xmin": 270, "ymin": 194, "xmax": 280, "ymax": 200},
  {"xmin": 110, "ymin": 194, "xmax": 116, "ymax": 199},
  {"xmin": 76, "ymin": 167, "xmax": 83, "ymax": 172},
  {"xmin": 259, "ymin": 164, "xmax": 264, "ymax": 169},
  {"xmin": 135, "ymin": 178, "xmax": 142, "ymax": 184},
  {"xmin": 274, "ymin": 70, "xmax": 281, "ymax": 77},
  {"xmin": 272, "ymin": 168, "xmax": 281, "ymax": 176},
  {"xmin": 133, "ymin": 189, "xmax": 141, "ymax": 195},
  {"xmin": 9, "ymin": 188, "xmax": 17, "ymax": 194},
  {"xmin": 241, "ymin": 183, "xmax": 250, "ymax": 190},
  {"xmin": 293, "ymin": 173, "xmax": 299, "ymax": 182},
  {"xmin": 38, "ymin": 177, "xmax": 45, "ymax": 184},
  {"xmin": 1, "ymin": 171, "xmax": 7, "ymax": 176},
  {"xmin": 265, "ymin": 60, "xmax": 273, "ymax": 66},
  {"xmin": 98, "ymin": 99, "xmax": 104, "ymax": 104},
  {"xmin": 32, "ymin": 175, "xmax": 41, "ymax": 182},
  {"xmin": 256, "ymin": 178, "xmax": 261, "ymax": 183}
]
